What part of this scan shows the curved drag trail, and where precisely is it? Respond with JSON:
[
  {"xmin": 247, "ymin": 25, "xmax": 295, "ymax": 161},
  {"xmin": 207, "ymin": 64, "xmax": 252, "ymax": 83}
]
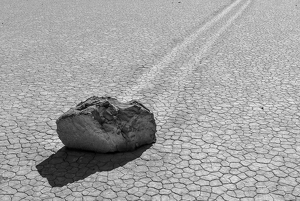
[
  {"xmin": 120, "ymin": 0, "xmax": 246, "ymax": 100},
  {"xmin": 1, "ymin": 0, "xmax": 300, "ymax": 200}
]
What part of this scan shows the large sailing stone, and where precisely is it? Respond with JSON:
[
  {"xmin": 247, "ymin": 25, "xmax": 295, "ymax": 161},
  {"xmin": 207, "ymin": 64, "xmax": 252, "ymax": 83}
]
[{"xmin": 56, "ymin": 96, "xmax": 156, "ymax": 153}]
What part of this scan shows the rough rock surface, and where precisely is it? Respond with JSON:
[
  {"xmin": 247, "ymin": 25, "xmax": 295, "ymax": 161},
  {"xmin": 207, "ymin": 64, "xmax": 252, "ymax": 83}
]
[{"xmin": 56, "ymin": 96, "xmax": 156, "ymax": 153}]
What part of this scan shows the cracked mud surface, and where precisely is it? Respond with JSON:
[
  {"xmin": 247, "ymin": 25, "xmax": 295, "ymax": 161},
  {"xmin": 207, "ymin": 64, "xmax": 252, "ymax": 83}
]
[{"xmin": 1, "ymin": 0, "xmax": 300, "ymax": 200}]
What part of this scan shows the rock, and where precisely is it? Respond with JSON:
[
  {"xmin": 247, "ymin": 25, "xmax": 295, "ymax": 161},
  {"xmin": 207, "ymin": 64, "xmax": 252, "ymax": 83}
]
[{"xmin": 56, "ymin": 96, "xmax": 156, "ymax": 153}]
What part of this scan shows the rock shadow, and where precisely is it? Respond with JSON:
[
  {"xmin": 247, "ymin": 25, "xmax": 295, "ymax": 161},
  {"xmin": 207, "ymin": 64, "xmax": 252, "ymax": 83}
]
[{"xmin": 36, "ymin": 145, "xmax": 151, "ymax": 187}]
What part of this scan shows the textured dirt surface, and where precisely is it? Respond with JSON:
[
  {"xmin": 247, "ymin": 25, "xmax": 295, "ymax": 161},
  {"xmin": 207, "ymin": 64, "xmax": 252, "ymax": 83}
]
[{"xmin": 1, "ymin": 0, "xmax": 300, "ymax": 200}]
